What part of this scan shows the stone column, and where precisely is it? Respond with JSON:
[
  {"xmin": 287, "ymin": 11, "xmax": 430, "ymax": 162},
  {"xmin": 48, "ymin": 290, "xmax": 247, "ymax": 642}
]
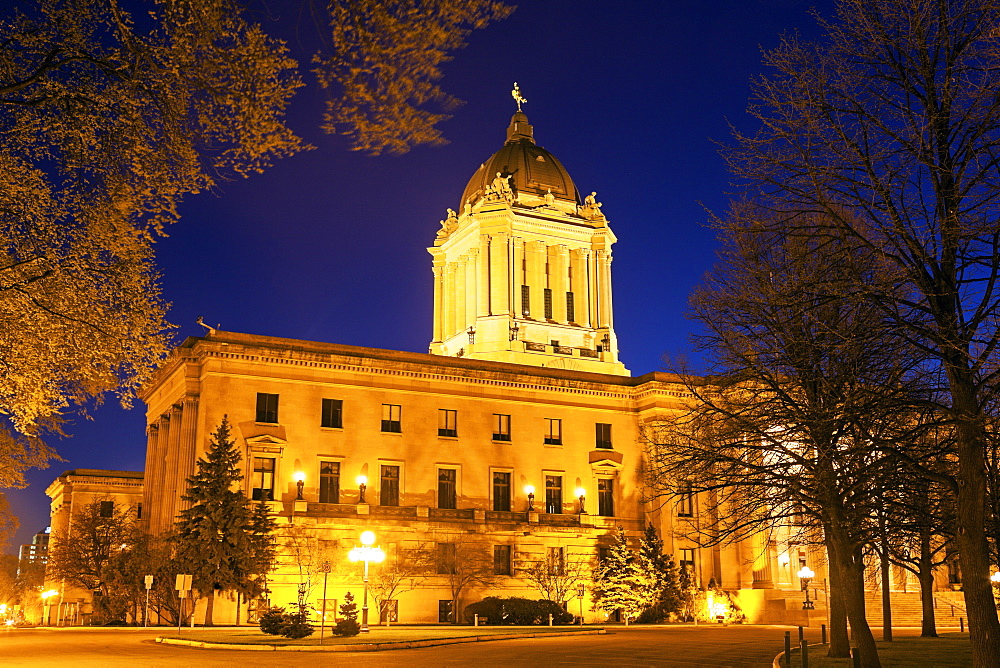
[
  {"xmin": 572, "ymin": 249, "xmax": 591, "ymax": 327},
  {"xmin": 526, "ymin": 240, "xmax": 546, "ymax": 321},
  {"xmin": 142, "ymin": 422, "xmax": 160, "ymax": 531},
  {"xmin": 431, "ymin": 259, "xmax": 445, "ymax": 343},
  {"xmin": 478, "ymin": 235, "xmax": 491, "ymax": 317},
  {"xmin": 178, "ymin": 396, "xmax": 199, "ymax": 510},
  {"xmin": 443, "ymin": 262, "xmax": 456, "ymax": 340},
  {"xmin": 550, "ymin": 245, "xmax": 569, "ymax": 322},
  {"xmin": 512, "ymin": 237, "xmax": 526, "ymax": 317},
  {"xmin": 455, "ymin": 257, "xmax": 468, "ymax": 332},
  {"xmin": 595, "ymin": 249, "xmax": 612, "ymax": 329},
  {"xmin": 164, "ymin": 404, "xmax": 184, "ymax": 528}
]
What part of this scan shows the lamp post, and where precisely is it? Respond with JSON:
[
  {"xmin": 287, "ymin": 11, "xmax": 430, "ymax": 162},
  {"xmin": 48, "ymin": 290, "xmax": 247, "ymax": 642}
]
[
  {"xmin": 348, "ymin": 531, "xmax": 385, "ymax": 633},
  {"xmin": 357, "ymin": 475, "xmax": 368, "ymax": 504},
  {"xmin": 294, "ymin": 471, "xmax": 305, "ymax": 500},
  {"xmin": 524, "ymin": 485, "xmax": 535, "ymax": 512},
  {"xmin": 40, "ymin": 589, "xmax": 58, "ymax": 626},
  {"xmin": 575, "ymin": 487, "xmax": 587, "ymax": 514},
  {"xmin": 798, "ymin": 566, "xmax": 815, "ymax": 610}
]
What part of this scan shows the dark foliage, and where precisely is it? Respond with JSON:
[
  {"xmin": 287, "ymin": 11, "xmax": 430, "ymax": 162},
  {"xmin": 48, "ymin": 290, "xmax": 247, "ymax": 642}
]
[{"xmin": 463, "ymin": 597, "xmax": 574, "ymax": 625}]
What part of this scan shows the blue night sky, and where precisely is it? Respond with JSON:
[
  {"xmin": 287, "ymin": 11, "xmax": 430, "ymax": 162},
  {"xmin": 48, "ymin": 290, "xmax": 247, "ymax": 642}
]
[{"xmin": 6, "ymin": 0, "xmax": 835, "ymax": 553}]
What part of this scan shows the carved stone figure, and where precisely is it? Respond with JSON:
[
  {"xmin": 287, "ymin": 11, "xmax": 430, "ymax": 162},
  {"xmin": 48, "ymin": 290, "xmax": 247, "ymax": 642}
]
[
  {"xmin": 544, "ymin": 189, "xmax": 555, "ymax": 206},
  {"xmin": 580, "ymin": 191, "xmax": 604, "ymax": 219}
]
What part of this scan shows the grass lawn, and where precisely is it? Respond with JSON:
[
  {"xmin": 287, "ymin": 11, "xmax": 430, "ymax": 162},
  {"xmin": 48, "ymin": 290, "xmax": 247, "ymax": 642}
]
[
  {"xmin": 159, "ymin": 624, "xmax": 596, "ymax": 646},
  {"xmin": 787, "ymin": 633, "xmax": 971, "ymax": 667}
]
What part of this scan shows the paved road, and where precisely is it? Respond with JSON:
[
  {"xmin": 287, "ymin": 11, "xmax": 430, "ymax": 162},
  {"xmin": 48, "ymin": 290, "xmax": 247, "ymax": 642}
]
[{"xmin": 1, "ymin": 625, "xmax": 821, "ymax": 667}]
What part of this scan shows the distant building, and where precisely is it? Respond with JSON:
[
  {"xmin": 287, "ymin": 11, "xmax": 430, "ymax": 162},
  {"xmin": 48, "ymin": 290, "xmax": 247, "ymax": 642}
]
[
  {"xmin": 43, "ymin": 469, "xmax": 143, "ymax": 625},
  {"xmin": 17, "ymin": 526, "xmax": 50, "ymax": 571}
]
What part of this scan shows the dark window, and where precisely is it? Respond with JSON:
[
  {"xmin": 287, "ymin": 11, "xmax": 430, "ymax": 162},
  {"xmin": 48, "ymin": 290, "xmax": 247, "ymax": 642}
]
[
  {"xmin": 380, "ymin": 465, "xmax": 400, "ymax": 506},
  {"xmin": 438, "ymin": 469, "xmax": 457, "ymax": 509},
  {"xmin": 595, "ymin": 423, "xmax": 612, "ymax": 449},
  {"xmin": 597, "ymin": 478, "xmax": 614, "ymax": 517},
  {"xmin": 544, "ymin": 288, "xmax": 553, "ymax": 318},
  {"xmin": 547, "ymin": 546, "xmax": 565, "ymax": 575},
  {"xmin": 438, "ymin": 409, "xmax": 457, "ymax": 438},
  {"xmin": 494, "ymin": 545, "xmax": 512, "ymax": 575},
  {"xmin": 256, "ymin": 393, "xmax": 279, "ymax": 423},
  {"xmin": 493, "ymin": 414, "xmax": 511, "ymax": 441},
  {"xmin": 598, "ymin": 546, "xmax": 611, "ymax": 563},
  {"xmin": 521, "ymin": 285, "xmax": 530, "ymax": 315},
  {"xmin": 321, "ymin": 398, "xmax": 343, "ymax": 428},
  {"xmin": 381, "ymin": 404, "xmax": 401, "ymax": 433},
  {"xmin": 545, "ymin": 475, "xmax": 563, "ymax": 514},
  {"xmin": 679, "ymin": 548, "xmax": 696, "ymax": 575},
  {"xmin": 99, "ymin": 501, "xmax": 114, "ymax": 518},
  {"xmin": 544, "ymin": 418, "xmax": 562, "ymax": 445},
  {"xmin": 492, "ymin": 471, "xmax": 512, "ymax": 511},
  {"xmin": 251, "ymin": 457, "xmax": 275, "ymax": 501},
  {"xmin": 677, "ymin": 482, "xmax": 694, "ymax": 517},
  {"xmin": 319, "ymin": 461, "xmax": 340, "ymax": 504},
  {"xmin": 136, "ymin": 503, "xmax": 142, "ymax": 520},
  {"xmin": 566, "ymin": 292, "xmax": 575, "ymax": 321},
  {"xmin": 379, "ymin": 600, "xmax": 399, "ymax": 624},
  {"xmin": 438, "ymin": 599, "xmax": 454, "ymax": 623},
  {"xmin": 436, "ymin": 543, "xmax": 456, "ymax": 574}
]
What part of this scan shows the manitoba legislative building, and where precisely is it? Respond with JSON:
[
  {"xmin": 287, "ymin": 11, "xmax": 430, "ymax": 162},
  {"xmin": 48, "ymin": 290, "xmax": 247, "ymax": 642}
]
[{"xmin": 46, "ymin": 105, "xmax": 841, "ymax": 627}]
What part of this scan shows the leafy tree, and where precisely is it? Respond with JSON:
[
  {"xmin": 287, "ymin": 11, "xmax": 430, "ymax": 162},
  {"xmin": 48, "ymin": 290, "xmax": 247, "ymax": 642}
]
[
  {"xmin": 46, "ymin": 499, "xmax": 141, "ymax": 623},
  {"xmin": 592, "ymin": 527, "xmax": 649, "ymax": 624},
  {"xmin": 0, "ymin": 0, "xmax": 511, "ymax": 533},
  {"xmin": 521, "ymin": 547, "xmax": 592, "ymax": 609},
  {"xmin": 174, "ymin": 416, "xmax": 276, "ymax": 626},
  {"xmin": 724, "ymin": 0, "xmax": 1000, "ymax": 659}
]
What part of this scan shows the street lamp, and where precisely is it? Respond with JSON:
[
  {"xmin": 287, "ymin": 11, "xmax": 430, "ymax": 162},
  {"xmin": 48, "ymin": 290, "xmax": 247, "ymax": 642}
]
[
  {"xmin": 991, "ymin": 570, "xmax": 1000, "ymax": 585},
  {"xmin": 40, "ymin": 589, "xmax": 58, "ymax": 626},
  {"xmin": 524, "ymin": 485, "xmax": 535, "ymax": 512},
  {"xmin": 575, "ymin": 487, "xmax": 587, "ymax": 514},
  {"xmin": 294, "ymin": 471, "xmax": 305, "ymax": 500},
  {"xmin": 797, "ymin": 566, "xmax": 815, "ymax": 610},
  {"xmin": 348, "ymin": 531, "xmax": 385, "ymax": 633},
  {"xmin": 357, "ymin": 475, "xmax": 368, "ymax": 504}
]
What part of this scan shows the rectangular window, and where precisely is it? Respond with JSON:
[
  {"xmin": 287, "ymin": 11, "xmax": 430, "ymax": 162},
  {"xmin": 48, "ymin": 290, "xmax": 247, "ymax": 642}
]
[
  {"xmin": 438, "ymin": 468, "xmax": 457, "ymax": 509},
  {"xmin": 547, "ymin": 546, "xmax": 565, "ymax": 576},
  {"xmin": 436, "ymin": 543, "xmax": 456, "ymax": 574},
  {"xmin": 99, "ymin": 501, "xmax": 114, "ymax": 518},
  {"xmin": 321, "ymin": 398, "xmax": 343, "ymax": 428},
  {"xmin": 679, "ymin": 548, "xmax": 696, "ymax": 575},
  {"xmin": 544, "ymin": 288, "xmax": 553, "ymax": 319},
  {"xmin": 494, "ymin": 545, "xmax": 512, "ymax": 576},
  {"xmin": 251, "ymin": 457, "xmax": 275, "ymax": 501},
  {"xmin": 438, "ymin": 409, "xmax": 457, "ymax": 438},
  {"xmin": 380, "ymin": 465, "xmax": 400, "ymax": 506},
  {"xmin": 381, "ymin": 404, "xmax": 401, "ymax": 433},
  {"xmin": 256, "ymin": 393, "xmax": 279, "ymax": 423},
  {"xmin": 493, "ymin": 414, "xmax": 511, "ymax": 441},
  {"xmin": 379, "ymin": 600, "xmax": 399, "ymax": 624},
  {"xmin": 544, "ymin": 418, "xmax": 562, "ymax": 445},
  {"xmin": 595, "ymin": 423, "xmax": 612, "ymax": 449},
  {"xmin": 566, "ymin": 292, "xmax": 575, "ymax": 321},
  {"xmin": 598, "ymin": 546, "xmax": 611, "ymax": 563},
  {"xmin": 545, "ymin": 475, "xmax": 563, "ymax": 514},
  {"xmin": 597, "ymin": 478, "xmax": 614, "ymax": 517},
  {"xmin": 319, "ymin": 461, "xmax": 340, "ymax": 504},
  {"xmin": 677, "ymin": 482, "xmax": 694, "ymax": 517},
  {"xmin": 492, "ymin": 471, "xmax": 512, "ymax": 511},
  {"xmin": 136, "ymin": 503, "xmax": 142, "ymax": 520},
  {"xmin": 438, "ymin": 600, "xmax": 454, "ymax": 623},
  {"xmin": 521, "ymin": 285, "xmax": 530, "ymax": 315}
]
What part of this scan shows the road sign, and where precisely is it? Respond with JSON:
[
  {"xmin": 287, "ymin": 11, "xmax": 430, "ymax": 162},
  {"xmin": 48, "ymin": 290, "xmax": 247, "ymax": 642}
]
[
  {"xmin": 144, "ymin": 575, "xmax": 154, "ymax": 590},
  {"xmin": 175, "ymin": 574, "xmax": 193, "ymax": 591}
]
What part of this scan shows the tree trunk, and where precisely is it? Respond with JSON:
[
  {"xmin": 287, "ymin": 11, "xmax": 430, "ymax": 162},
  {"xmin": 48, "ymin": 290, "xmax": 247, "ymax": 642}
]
[
  {"xmin": 880, "ymin": 523, "xmax": 892, "ymax": 642},
  {"xmin": 949, "ymin": 380, "xmax": 1000, "ymax": 667},
  {"xmin": 829, "ymin": 536, "xmax": 880, "ymax": 667},
  {"xmin": 917, "ymin": 529, "xmax": 937, "ymax": 638},
  {"xmin": 827, "ymin": 549, "xmax": 851, "ymax": 658},
  {"xmin": 204, "ymin": 589, "xmax": 215, "ymax": 627}
]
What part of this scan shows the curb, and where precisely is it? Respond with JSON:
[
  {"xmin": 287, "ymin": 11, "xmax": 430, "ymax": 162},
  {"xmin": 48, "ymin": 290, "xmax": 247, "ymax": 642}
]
[
  {"xmin": 156, "ymin": 628, "xmax": 607, "ymax": 652},
  {"xmin": 773, "ymin": 641, "xmax": 825, "ymax": 668}
]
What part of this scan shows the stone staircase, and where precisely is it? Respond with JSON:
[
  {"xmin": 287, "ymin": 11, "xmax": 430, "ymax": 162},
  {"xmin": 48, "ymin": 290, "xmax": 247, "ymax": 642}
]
[{"xmin": 863, "ymin": 591, "xmax": 966, "ymax": 628}]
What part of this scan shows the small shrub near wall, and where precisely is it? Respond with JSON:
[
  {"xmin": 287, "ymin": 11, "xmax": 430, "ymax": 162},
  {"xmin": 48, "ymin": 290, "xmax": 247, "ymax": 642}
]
[{"xmin": 463, "ymin": 597, "xmax": 575, "ymax": 625}]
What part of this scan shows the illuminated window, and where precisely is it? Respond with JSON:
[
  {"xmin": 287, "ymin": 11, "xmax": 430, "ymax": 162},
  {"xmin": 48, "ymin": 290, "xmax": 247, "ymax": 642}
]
[
  {"xmin": 381, "ymin": 404, "xmax": 401, "ymax": 433},
  {"xmin": 545, "ymin": 475, "xmax": 563, "ymax": 514},
  {"xmin": 251, "ymin": 457, "xmax": 275, "ymax": 501},
  {"xmin": 319, "ymin": 461, "xmax": 340, "ymax": 504}
]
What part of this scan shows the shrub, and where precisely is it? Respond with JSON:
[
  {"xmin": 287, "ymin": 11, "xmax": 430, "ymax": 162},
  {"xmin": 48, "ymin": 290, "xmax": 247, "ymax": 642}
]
[
  {"xmin": 259, "ymin": 606, "xmax": 286, "ymax": 635},
  {"xmin": 332, "ymin": 591, "xmax": 361, "ymax": 637},
  {"xmin": 280, "ymin": 615, "xmax": 314, "ymax": 639},
  {"xmin": 463, "ymin": 597, "xmax": 574, "ymax": 625}
]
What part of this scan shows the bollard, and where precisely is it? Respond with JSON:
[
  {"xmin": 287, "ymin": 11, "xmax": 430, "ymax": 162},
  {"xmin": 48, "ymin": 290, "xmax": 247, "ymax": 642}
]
[
  {"xmin": 474, "ymin": 614, "xmax": 479, "ymax": 627},
  {"xmin": 960, "ymin": 617, "xmax": 964, "ymax": 632},
  {"xmin": 851, "ymin": 648, "xmax": 861, "ymax": 668},
  {"xmin": 784, "ymin": 631, "xmax": 792, "ymax": 668},
  {"xmin": 821, "ymin": 624, "xmax": 827, "ymax": 645},
  {"xmin": 548, "ymin": 613, "xmax": 553, "ymax": 627},
  {"xmin": 798, "ymin": 626, "xmax": 804, "ymax": 643},
  {"xmin": 801, "ymin": 639, "xmax": 808, "ymax": 668}
]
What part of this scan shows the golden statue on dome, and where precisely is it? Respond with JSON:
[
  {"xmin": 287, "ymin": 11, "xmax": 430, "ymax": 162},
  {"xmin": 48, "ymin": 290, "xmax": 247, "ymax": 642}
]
[{"xmin": 511, "ymin": 82, "xmax": 527, "ymax": 112}]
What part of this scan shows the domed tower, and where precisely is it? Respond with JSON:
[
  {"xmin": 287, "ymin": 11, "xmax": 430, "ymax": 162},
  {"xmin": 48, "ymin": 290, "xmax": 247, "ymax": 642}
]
[{"xmin": 428, "ymin": 90, "xmax": 628, "ymax": 375}]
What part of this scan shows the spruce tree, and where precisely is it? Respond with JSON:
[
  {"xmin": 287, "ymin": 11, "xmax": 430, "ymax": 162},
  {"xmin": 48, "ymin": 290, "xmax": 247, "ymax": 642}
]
[
  {"xmin": 636, "ymin": 524, "xmax": 677, "ymax": 622},
  {"xmin": 175, "ymin": 416, "xmax": 276, "ymax": 625},
  {"xmin": 592, "ymin": 526, "xmax": 648, "ymax": 624}
]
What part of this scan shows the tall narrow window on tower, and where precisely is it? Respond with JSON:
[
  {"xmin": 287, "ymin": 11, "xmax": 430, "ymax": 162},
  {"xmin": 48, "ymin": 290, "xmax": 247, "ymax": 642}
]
[
  {"xmin": 566, "ymin": 292, "xmax": 575, "ymax": 322},
  {"xmin": 543, "ymin": 288, "xmax": 553, "ymax": 319},
  {"xmin": 521, "ymin": 284, "xmax": 530, "ymax": 316}
]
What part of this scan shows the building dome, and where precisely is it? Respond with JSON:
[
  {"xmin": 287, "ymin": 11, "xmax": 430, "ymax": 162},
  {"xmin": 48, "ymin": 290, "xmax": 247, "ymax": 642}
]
[{"xmin": 460, "ymin": 112, "xmax": 581, "ymax": 208}]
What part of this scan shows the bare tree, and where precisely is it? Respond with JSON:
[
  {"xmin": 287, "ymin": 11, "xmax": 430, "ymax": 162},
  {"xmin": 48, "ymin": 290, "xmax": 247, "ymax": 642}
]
[
  {"xmin": 725, "ymin": 1, "xmax": 1000, "ymax": 659},
  {"xmin": 367, "ymin": 543, "xmax": 434, "ymax": 625},
  {"xmin": 435, "ymin": 535, "xmax": 497, "ymax": 622},
  {"xmin": 647, "ymin": 207, "xmax": 926, "ymax": 664},
  {"xmin": 521, "ymin": 546, "xmax": 592, "ymax": 609}
]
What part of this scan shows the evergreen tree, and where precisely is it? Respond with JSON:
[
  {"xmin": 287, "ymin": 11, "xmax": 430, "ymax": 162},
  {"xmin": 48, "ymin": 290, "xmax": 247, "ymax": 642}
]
[
  {"xmin": 334, "ymin": 591, "xmax": 361, "ymax": 636},
  {"xmin": 174, "ymin": 416, "xmax": 276, "ymax": 625},
  {"xmin": 592, "ymin": 527, "xmax": 648, "ymax": 624},
  {"xmin": 635, "ymin": 524, "xmax": 682, "ymax": 622}
]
